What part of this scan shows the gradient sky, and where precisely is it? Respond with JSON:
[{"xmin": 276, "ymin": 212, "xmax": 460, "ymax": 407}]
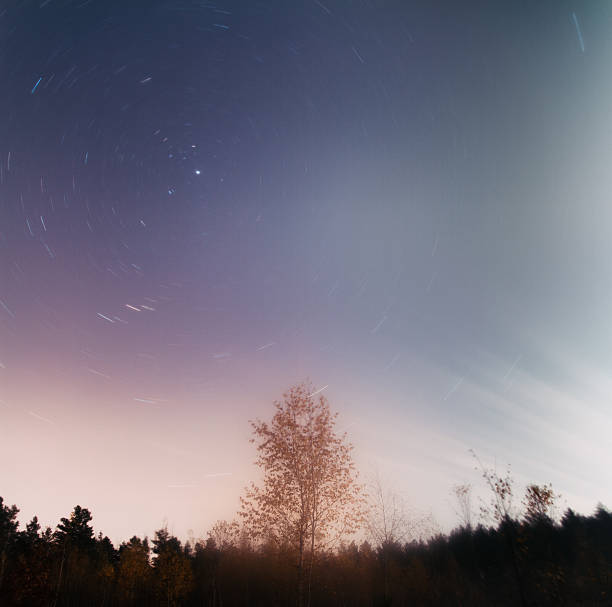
[{"xmin": 1, "ymin": 0, "xmax": 612, "ymax": 545}]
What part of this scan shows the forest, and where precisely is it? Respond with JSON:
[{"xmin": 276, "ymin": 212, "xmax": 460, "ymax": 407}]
[
  {"xmin": 2, "ymin": 385, "xmax": 611, "ymax": 606},
  {"xmin": 2, "ymin": 494, "xmax": 612, "ymax": 606}
]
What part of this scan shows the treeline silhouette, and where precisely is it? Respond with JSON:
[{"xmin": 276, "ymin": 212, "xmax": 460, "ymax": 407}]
[{"xmin": 1, "ymin": 495, "xmax": 612, "ymax": 606}]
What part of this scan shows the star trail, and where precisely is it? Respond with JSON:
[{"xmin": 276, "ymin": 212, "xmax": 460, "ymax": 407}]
[{"xmin": 1, "ymin": 0, "xmax": 611, "ymax": 543}]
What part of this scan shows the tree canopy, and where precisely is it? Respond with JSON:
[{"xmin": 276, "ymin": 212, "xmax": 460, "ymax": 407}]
[{"xmin": 240, "ymin": 382, "xmax": 365, "ymax": 606}]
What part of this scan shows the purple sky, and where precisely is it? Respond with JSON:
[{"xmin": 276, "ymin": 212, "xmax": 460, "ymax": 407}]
[{"xmin": 1, "ymin": 1, "xmax": 612, "ymax": 544}]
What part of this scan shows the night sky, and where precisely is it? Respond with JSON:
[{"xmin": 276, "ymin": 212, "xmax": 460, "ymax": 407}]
[{"xmin": 2, "ymin": 0, "xmax": 611, "ymax": 544}]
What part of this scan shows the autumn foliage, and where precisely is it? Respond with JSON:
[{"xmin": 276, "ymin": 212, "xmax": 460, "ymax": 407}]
[
  {"xmin": 239, "ymin": 382, "xmax": 365, "ymax": 606},
  {"xmin": 1, "ymin": 386, "xmax": 611, "ymax": 606}
]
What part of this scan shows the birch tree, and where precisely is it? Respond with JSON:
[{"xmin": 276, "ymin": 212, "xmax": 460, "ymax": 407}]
[{"xmin": 240, "ymin": 382, "xmax": 365, "ymax": 607}]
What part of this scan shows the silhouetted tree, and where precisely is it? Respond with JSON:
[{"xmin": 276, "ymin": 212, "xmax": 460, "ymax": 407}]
[
  {"xmin": 117, "ymin": 536, "xmax": 151, "ymax": 606},
  {"xmin": 522, "ymin": 483, "xmax": 559, "ymax": 527},
  {"xmin": 472, "ymin": 452, "xmax": 527, "ymax": 607},
  {"xmin": 152, "ymin": 527, "xmax": 193, "ymax": 607},
  {"xmin": 54, "ymin": 504, "xmax": 95, "ymax": 551},
  {"xmin": 452, "ymin": 483, "xmax": 475, "ymax": 530},
  {"xmin": 51, "ymin": 505, "xmax": 98, "ymax": 607},
  {"xmin": 0, "ymin": 498, "xmax": 19, "ymax": 601}
]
